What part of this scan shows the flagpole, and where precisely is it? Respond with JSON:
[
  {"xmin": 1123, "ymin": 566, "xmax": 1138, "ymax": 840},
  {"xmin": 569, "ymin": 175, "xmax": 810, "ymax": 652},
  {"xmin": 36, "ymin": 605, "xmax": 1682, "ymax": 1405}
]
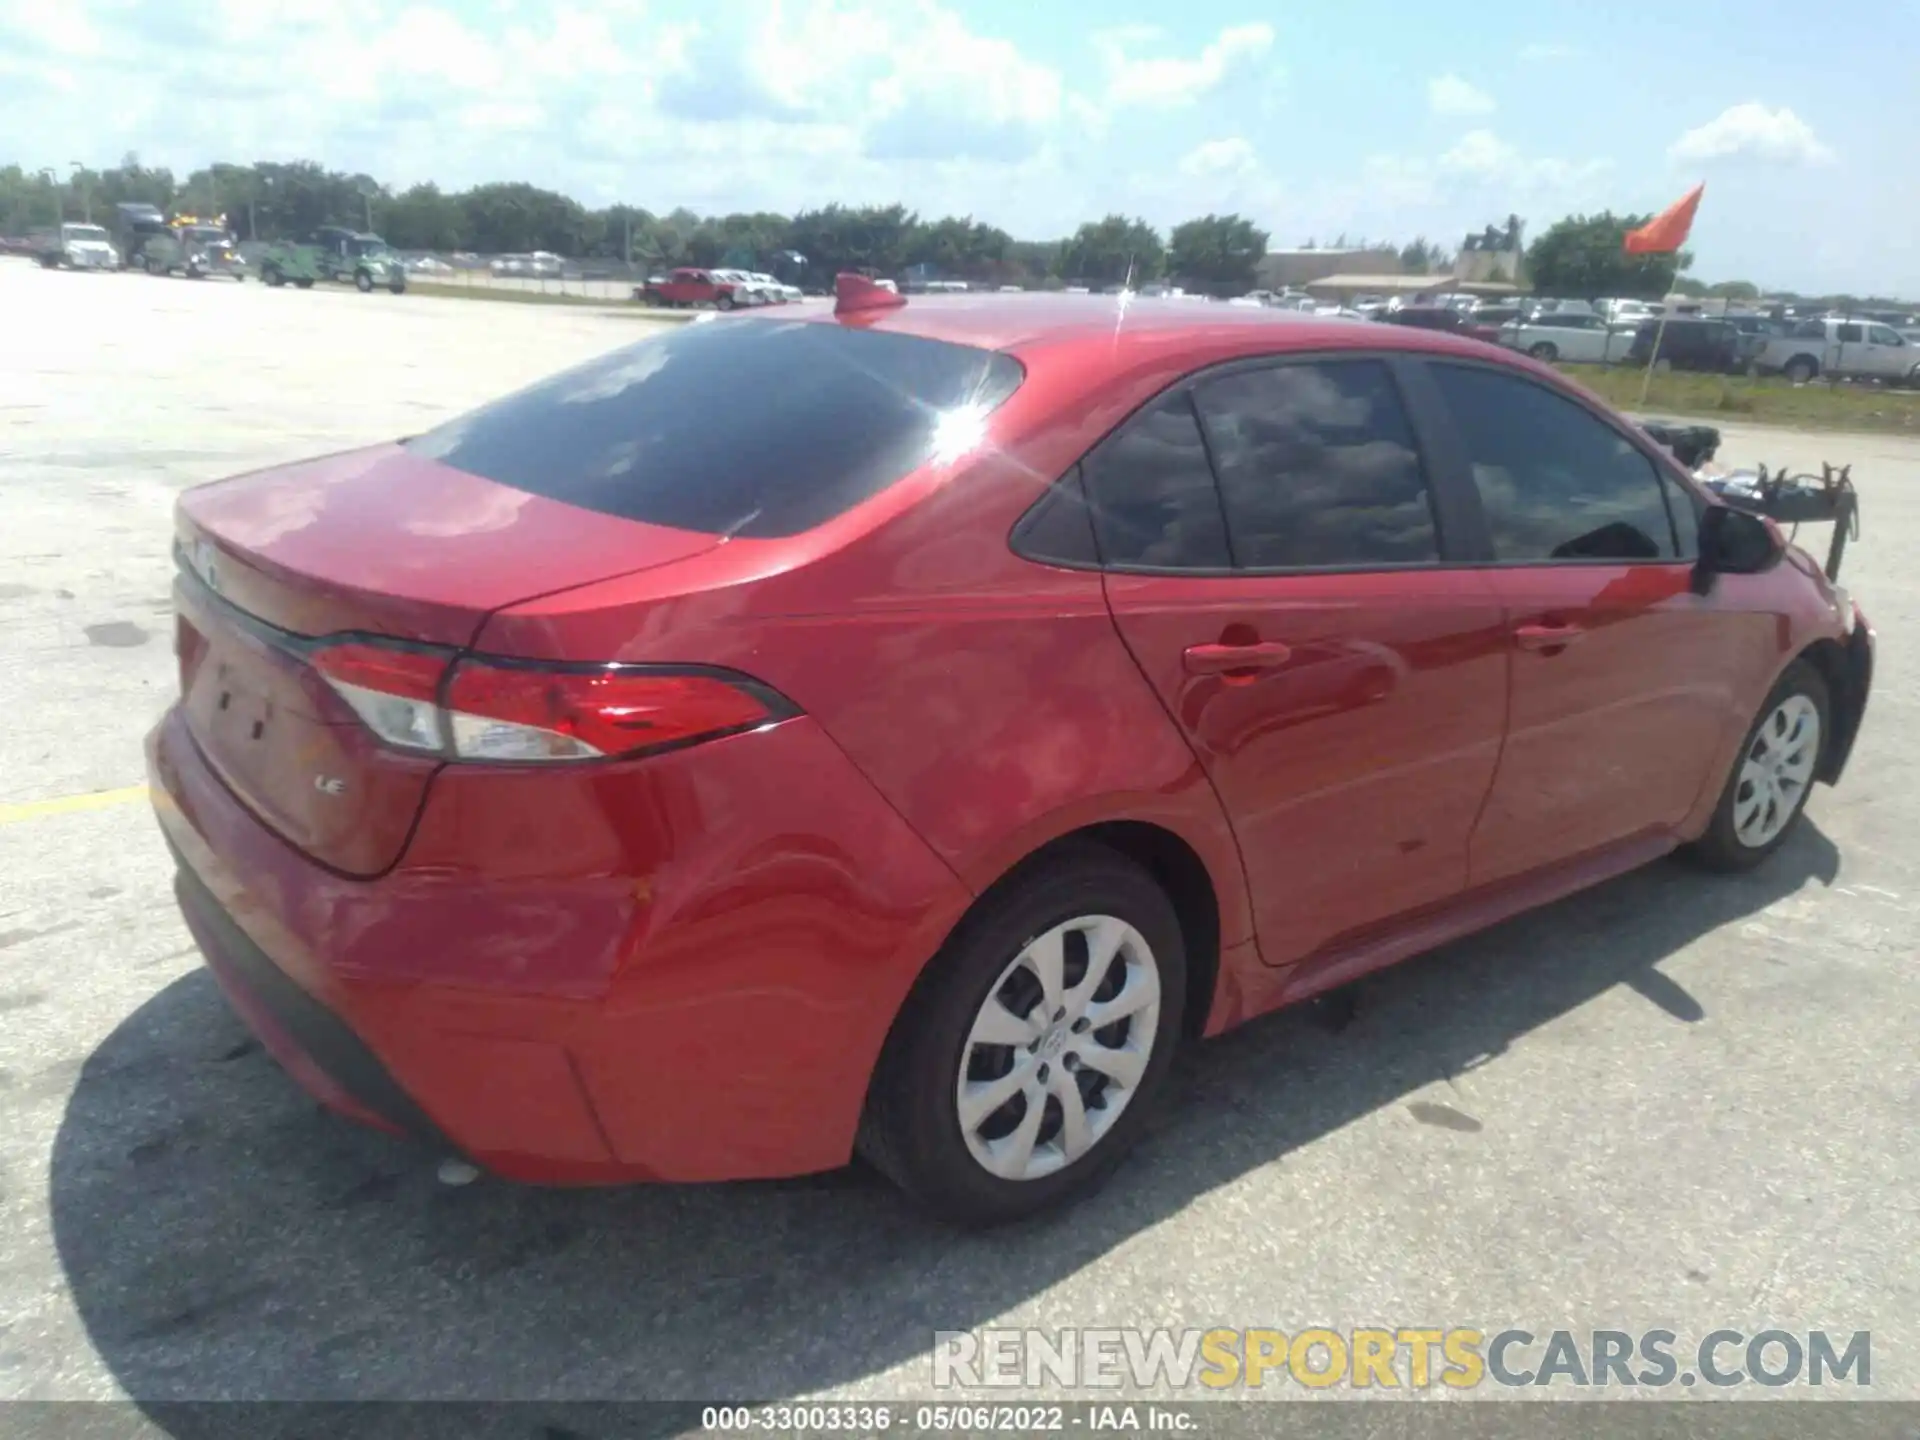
[
  {"xmin": 1638, "ymin": 306, "xmax": 1671, "ymax": 407},
  {"xmin": 1624, "ymin": 183, "xmax": 1703, "ymax": 411}
]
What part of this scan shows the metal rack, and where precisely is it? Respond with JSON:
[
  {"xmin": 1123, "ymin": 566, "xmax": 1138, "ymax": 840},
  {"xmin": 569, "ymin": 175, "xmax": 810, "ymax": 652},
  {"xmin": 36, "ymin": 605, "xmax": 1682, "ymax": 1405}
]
[{"xmin": 1699, "ymin": 463, "xmax": 1860, "ymax": 582}]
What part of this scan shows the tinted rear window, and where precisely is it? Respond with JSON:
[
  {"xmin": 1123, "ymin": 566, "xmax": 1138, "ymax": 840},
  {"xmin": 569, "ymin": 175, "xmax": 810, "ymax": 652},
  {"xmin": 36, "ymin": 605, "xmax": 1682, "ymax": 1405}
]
[{"xmin": 405, "ymin": 319, "xmax": 1024, "ymax": 538}]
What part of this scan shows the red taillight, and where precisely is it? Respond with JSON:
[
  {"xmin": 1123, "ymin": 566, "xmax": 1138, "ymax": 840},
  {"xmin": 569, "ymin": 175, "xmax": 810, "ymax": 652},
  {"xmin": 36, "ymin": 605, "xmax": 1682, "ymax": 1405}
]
[
  {"xmin": 311, "ymin": 642, "xmax": 446, "ymax": 701},
  {"xmin": 309, "ymin": 639, "xmax": 781, "ymax": 763},
  {"xmin": 444, "ymin": 663, "xmax": 774, "ymax": 761},
  {"xmin": 311, "ymin": 642, "xmax": 452, "ymax": 753}
]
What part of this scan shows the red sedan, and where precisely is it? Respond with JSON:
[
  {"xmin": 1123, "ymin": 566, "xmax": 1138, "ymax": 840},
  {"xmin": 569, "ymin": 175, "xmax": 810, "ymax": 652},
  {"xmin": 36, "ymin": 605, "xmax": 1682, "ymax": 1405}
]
[{"xmin": 148, "ymin": 280, "xmax": 1873, "ymax": 1225}]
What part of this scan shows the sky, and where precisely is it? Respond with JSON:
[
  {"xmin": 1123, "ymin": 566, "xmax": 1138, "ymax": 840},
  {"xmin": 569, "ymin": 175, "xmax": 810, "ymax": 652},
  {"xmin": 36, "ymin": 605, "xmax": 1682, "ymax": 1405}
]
[{"xmin": 2, "ymin": 0, "xmax": 1914, "ymax": 296}]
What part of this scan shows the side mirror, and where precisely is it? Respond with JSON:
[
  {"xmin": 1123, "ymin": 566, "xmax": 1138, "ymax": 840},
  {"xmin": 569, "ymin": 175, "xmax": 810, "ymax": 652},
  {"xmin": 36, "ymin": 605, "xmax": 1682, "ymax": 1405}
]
[{"xmin": 1693, "ymin": 504, "xmax": 1782, "ymax": 591}]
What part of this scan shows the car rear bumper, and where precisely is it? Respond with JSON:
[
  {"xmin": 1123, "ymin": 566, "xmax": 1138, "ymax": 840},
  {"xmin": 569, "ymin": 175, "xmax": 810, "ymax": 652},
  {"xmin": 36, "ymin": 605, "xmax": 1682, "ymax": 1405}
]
[{"xmin": 147, "ymin": 702, "xmax": 970, "ymax": 1184}]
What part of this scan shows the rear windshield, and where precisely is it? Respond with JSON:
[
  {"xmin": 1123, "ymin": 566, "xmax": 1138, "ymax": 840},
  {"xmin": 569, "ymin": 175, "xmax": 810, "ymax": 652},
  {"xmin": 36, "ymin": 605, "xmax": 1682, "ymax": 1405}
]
[{"xmin": 406, "ymin": 318, "xmax": 1024, "ymax": 538}]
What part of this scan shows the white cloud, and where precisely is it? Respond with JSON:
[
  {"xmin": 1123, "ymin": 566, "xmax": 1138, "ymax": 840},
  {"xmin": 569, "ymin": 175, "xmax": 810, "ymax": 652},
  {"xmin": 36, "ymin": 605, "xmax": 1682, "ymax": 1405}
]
[
  {"xmin": 1438, "ymin": 129, "xmax": 1613, "ymax": 189},
  {"xmin": 1179, "ymin": 138, "xmax": 1257, "ymax": 177},
  {"xmin": 1098, "ymin": 21, "xmax": 1274, "ymax": 108},
  {"xmin": 1669, "ymin": 102, "xmax": 1835, "ymax": 165},
  {"xmin": 1427, "ymin": 74, "xmax": 1494, "ymax": 118}
]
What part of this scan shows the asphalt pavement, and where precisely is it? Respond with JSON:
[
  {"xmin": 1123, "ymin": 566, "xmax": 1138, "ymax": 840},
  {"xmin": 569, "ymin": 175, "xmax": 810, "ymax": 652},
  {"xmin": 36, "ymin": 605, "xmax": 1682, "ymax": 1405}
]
[{"xmin": 0, "ymin": 261, "xmax": 1914, "ymax": 1419}]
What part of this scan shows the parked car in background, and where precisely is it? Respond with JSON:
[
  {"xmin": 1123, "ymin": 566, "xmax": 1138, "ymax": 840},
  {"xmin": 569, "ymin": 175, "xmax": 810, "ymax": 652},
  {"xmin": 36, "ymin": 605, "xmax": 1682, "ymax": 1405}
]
[
  {"xmin": 712, "ymin": 269, "xmax": 778, "ymax": 305},
  {"xmin": 749, "ymin": 271, "xmax": 803, "ymax": 302},
  {"xmin": 641, "ymin": 267, "xmax": 751, "ymax": 309},
  {"xmin": 1720, "ymin": 313, "xmax": 1791, "ymax": 339},
  {"xmin": 1378, "ymin": 305, "xmax": 1501, "ymax": 343},
  {"xmin": 1523, "ymin": 298, "xmax": 1596, "ymax": 319},
  {"xmin": 1627, "ymin": 317, "xmax": 1757, "ymax": 373},
  {"xmin": 1603, "ymin": 298, "xmax": 1664, "ymax": 329},
  {"xmin": 489, "ymin": 253, "xmax": 562, "ymax": 278},
  {"xmin": 1755, "ymin": 317, "xmax": 1920, "ymax": 386},
  {"xmin": 1469, "ymin": 304, "xmax": 1525, "ymax": 329},
  {"xmin": 148, "ymin": 291, "xmax": 1874, "ymax": 1226},
  {"xmin": 1499, "ymin": 311, "xmax": 1639, "ymax": 364}
]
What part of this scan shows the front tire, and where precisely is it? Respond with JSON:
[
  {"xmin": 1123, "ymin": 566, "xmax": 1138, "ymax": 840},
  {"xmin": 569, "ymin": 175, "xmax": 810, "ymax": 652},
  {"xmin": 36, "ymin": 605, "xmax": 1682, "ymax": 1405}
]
[
  {"xmin": 1527, "ymin": 341, "xmax": 1559, "ymax": 362},
  {"xmin": 859, "ymin": 845, "xmax": 1186, "ymax": 1226},
  {"xmin": 716, "ymin": 292, "xmax": 736, "ymax": 311},
  {"xmin": 355, "ymin": 270, "xmax": 374, "ymax": 293},
  {"xmin": 1684, "ymin": 660, "xmax": 1829, "ymax": 872}
]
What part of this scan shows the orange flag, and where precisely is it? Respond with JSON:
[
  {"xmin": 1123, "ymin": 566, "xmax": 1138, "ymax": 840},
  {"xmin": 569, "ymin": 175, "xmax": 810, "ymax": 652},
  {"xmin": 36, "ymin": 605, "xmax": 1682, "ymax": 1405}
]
[{"xmin": 1624, "ymin": 184, "xmax": 1705, "ymax": 254}]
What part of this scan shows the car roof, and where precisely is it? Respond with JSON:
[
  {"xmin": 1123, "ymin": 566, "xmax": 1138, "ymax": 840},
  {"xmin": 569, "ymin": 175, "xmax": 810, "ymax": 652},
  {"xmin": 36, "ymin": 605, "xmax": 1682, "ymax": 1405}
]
[{"xmin": 769, "ymin": 292, "xmax": 1506, "ymax": 366}]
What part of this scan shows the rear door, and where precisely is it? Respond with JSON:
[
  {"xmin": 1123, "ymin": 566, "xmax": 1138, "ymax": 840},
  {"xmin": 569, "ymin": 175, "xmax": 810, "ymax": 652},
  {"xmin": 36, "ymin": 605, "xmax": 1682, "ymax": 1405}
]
[
  {"xmin": 1090, "ymin": 356, "xmax": 1509, "ymax": 973},
  {"xmin": 1419, "ymin": 359, "xmax": 1743, "ymax": 886},
  {"xmin": 1556, "ymin": 315, "xmax": 1608, "ymax": 364}
]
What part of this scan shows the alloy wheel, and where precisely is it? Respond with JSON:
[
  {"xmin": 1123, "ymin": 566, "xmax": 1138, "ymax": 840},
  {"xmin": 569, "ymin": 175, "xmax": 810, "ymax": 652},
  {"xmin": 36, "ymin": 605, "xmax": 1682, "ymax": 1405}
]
[
  {"xmin": 1734, "ymin": 694, "xmax": 1820, "ymax": 848},
  {"xmin": 956, "ymin": 914, "xmax": 1160, "ymax": 1182}
]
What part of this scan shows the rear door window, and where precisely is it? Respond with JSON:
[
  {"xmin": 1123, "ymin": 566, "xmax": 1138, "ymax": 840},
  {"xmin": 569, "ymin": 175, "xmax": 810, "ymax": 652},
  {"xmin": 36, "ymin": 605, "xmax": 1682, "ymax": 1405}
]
[
  {"xmin": 406, "ymin": 320, "xmax": 1023, "ymax": 538},
  {"xmin": 1192, "ymin": 360, "xmax": 1440, "ymax": 568},
  {"xmin": 1081, "ymin": 394, "xmax": 1232, "ymax": 569}
]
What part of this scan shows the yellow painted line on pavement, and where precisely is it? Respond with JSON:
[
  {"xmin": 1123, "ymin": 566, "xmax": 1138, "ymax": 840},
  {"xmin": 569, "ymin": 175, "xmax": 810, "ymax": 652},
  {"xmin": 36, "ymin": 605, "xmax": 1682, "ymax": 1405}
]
[{"xmin": 0, "ymin": 784, "xmax": 151, "ymax": 826}]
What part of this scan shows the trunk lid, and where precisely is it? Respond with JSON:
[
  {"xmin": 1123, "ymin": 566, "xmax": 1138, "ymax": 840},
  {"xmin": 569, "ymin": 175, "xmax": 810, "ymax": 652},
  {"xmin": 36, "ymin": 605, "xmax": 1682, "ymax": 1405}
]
[{"xmin": 173, "ymin": 443, "xmax": 722, "ymax": 875}]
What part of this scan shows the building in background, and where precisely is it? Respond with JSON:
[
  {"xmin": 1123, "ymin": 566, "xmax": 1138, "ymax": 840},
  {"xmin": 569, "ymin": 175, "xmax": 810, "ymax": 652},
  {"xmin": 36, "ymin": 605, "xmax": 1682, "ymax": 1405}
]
[
  {"xmin": 1453, "ymin": 217, "xmax": 1525, "ymax": 286},
  {"xmin": 1255, "ymin": 247, "xmax": 1401, "ymax": 291}
]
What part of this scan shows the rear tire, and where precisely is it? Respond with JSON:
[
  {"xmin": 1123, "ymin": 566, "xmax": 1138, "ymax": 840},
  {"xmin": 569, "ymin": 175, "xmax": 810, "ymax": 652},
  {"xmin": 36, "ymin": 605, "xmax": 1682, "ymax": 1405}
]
[
  {"xmin": 294, "ymin": 278, "xmax": 314, "ymax": 290},
  {"xmin": 716, "ymin": 292, "xmax": 735, "ymax": 311},
  {"xmin": 1784, "ymin": 356, "xmax": 1818, "ymax": 385},
  {"xmin": 858, "ymin": 844, "xmax": 1186, "ymax": 1227},
  {"xmin": 1683, "ymin": 660, "xmax": 1829, "ymax": 872}
]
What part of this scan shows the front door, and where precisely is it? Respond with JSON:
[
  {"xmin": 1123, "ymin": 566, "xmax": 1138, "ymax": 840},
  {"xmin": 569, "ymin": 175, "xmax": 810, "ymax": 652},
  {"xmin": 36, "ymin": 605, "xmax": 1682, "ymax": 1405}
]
[
  {"xmin": 1086, "ymin": 359, "xmax": 1510, "ymax": 972},
  {"xmin": 1862, "ymin": 325, "xmax": 1913, "ymax": 380},
  {"xmin": 1420, "ymin": 360, "xmax": 1739, "ymax": 885}
]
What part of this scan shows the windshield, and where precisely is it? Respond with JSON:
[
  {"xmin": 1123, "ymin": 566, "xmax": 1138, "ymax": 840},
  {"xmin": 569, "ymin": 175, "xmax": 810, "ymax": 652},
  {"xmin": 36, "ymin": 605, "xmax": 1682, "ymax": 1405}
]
[
  {"xmin": 185, "ymin": 227, "xmax": 227, "ymax": 244},
  {"xmin": 64, "ymin": 225, "xmax": 109, "ymax": 242},
  {"xmin": 350, "ymin": 237, "xmax": 391, "ymax": 256},
  {"xmin": 406, "ymin": 319, "xmax": 1024, "ymax": 538}
]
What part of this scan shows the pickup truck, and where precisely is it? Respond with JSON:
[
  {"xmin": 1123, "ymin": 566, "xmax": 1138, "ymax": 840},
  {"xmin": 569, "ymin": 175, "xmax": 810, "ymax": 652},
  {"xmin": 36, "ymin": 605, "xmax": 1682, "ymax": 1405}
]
[
  {"xmin": 1757, "ymin": 317, "xmax": 1920, "ymax": 386},
  {"xmin": 638, "ymin": 267, "xmax": 749, "ymax": 309}
]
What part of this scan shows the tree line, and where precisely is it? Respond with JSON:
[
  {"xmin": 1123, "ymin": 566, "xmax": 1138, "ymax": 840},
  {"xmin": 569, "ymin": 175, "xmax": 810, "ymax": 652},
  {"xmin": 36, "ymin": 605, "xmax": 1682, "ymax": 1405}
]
[
  {"xmin": 1, "ymin": 155, "xmax": 1269, "ymax": 289},
  {"xmin": 6, "ymin": 155, "xmax": 1898, "ymax": 307}
]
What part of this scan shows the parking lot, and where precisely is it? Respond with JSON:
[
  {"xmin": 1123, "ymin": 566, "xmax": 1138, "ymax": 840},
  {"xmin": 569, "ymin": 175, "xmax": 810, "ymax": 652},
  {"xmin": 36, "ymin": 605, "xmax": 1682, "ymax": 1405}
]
[{"xmin": 1, "ymin": 260, "xmax": 1916, "ymax": 1414}]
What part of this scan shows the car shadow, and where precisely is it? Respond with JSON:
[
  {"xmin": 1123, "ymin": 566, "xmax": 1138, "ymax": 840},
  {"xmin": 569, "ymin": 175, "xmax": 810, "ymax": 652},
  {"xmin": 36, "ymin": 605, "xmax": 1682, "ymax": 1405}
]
[{"xmin": 51, "ymin": 824, "xmax": 1840, "ymax": 1427}]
